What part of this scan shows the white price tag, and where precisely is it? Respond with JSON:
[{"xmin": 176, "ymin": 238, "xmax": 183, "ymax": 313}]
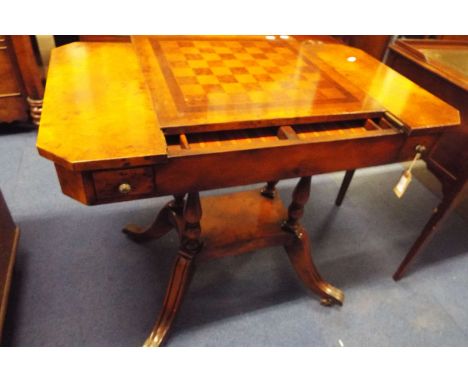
[{"xmin": 393, "ymin": 170, "xmax": 412, "ymax": 198}]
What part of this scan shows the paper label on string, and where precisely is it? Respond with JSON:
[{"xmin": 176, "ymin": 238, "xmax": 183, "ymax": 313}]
[{"xmin": 393, "ymin": 170, "xmax": 412, "ymax": 198}]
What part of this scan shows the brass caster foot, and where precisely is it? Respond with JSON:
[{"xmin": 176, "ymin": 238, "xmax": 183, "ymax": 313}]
[
  {"xmin": 320, "ymin": 298, "xmax": 335, "ymax": 307},
  {"xmin": 143, "ymin": 335, "xmax": 163, "ymax": 347},
  {"xmin": 281, "ymin": 220, "xmax": 303, "ymax": 239}
]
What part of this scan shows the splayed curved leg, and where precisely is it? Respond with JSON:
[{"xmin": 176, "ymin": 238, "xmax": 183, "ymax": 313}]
[
  {"xmin": 123, "ymin": 195, "xmax": 185, "ymax": 242},
  {"xmin": 283, "ymin": 176, "xmax": 344, "ymax": 306},
  {"xmin": 143, "ymin": 192, "xmax": 203, "ymax": 346},
  {"xmin": 143, "ymin": 250, "xmax": 195, "ymax": 347},
  {"xmin": 285, "ymin": 229, "xmax": 344, "ymax": 306}
]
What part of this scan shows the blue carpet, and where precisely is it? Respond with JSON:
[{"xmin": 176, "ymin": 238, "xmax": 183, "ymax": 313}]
[{"xmin": 1, "ymin": 129, "xmax": 467, "ymax": 346}]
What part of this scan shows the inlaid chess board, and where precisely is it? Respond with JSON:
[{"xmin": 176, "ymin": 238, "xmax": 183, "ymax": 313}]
[{"xmin": 133, "ymin": 36, "xmax": 385, "ymax": 134}]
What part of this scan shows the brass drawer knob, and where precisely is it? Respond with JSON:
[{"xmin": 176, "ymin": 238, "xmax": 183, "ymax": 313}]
[{"xmin": 118, "ymin": 183, "xmax": 132, "ymax": 194}]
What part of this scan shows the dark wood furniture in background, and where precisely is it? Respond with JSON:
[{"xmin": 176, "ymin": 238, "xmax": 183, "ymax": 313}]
[
  {"xmin": 0, "ymin": 35, "xmax": 44, "ymax": 125},
  {"xmin": 435, "ymin": 36, "xmax": 468, "ymax": 42},
  {"xmin": 386, "ymin": 39, "xmax": 468, "ymax": 280},
  {"xmin": 0, "ymin": 190, "xmax": 19, "ymax": 343},
  {"xmin": 37, "ymin": 36, "xmax": 458, "ymax": 346},
  {"xmin": 336, "ymin": 38, "xmax": 467, "ymax": 279},
  {"xmin": 79, "ymin": 35, "xmax": 131, "ymax": 43},
  {"xmin": 337, "ymin": 35, "xmax": 392, "ymax": 60}
]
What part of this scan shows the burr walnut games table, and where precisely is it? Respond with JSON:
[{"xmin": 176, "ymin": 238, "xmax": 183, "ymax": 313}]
[{"xmin": 37, "ymin": 36, "xmax": 460, "ymax": 346}]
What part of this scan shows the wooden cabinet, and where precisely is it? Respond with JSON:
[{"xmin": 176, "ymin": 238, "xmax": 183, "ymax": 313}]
[
  {"xmin": 0, "ymin": 190, "xmax": 19, "ymax": 342},
  {"xmin": 0, "ymin": 35, "xmax": 44, "ymax": 125},
  {"xmin": 0, "ymin": 35, "xmax": 28, "ymax": 123}
]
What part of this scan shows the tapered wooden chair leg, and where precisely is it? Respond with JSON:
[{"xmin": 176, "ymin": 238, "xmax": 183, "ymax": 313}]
[
  {"xmin": 285, "ymin": 230, "xmax": 344, "ymax": 306},
  {"xmin": 335, "ymin": 169, "xmax": 355, "ymax": 206},
  {"xmin": 393, "ymin": 182, "xmax": 465, "ymax": 281},
  {"xmin": 143, "ymin": 251, "xmax": 195, "ymax": 347}
]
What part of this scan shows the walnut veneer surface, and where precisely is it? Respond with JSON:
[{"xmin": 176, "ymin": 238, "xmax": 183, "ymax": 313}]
[{"xmin": 37, "ymin": 36, "xmax": 459, "ymax": 174}]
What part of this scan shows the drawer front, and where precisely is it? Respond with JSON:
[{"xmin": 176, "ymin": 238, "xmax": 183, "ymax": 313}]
[
  {"xmin": 92, "ymin": 167, "xmax": 155, "ymax": 201},
  {"xmin": 0, "ymin": 48, "xmax": 22, "ymax": 95},
  {"xmin": 397, "ymin": 133, "xmax": 440, "ymax": 162}
]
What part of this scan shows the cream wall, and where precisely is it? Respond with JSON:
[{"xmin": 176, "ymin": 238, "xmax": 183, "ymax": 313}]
[{"xmin": 35, "ymin": 35, "xmax": 55, "ymax": 77}]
